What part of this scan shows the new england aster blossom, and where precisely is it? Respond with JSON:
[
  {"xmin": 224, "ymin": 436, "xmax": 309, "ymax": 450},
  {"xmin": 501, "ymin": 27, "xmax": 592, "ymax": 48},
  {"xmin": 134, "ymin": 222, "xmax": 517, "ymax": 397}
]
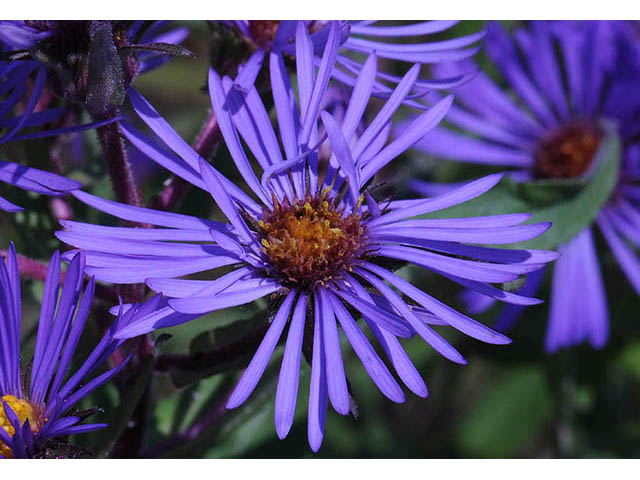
[
  {"xmin": 0, "ymin": 244, "xmax": 147, "ymax": 458},
  {"xmin": 228, "ymin": 20, "xmax": 483, "ymax": 96},
  {"xmin": 57, "ymin": 31, "xmax": 558, "ymax": 451},
  {"xmin": 406, "ymin": 21, "xmax": 640, "ymax": 352}
]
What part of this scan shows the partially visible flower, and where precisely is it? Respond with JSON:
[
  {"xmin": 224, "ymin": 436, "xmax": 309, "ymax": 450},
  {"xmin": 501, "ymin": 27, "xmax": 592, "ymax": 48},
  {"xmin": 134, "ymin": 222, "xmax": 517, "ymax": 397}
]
[
  {"xmin": 404, "ymin": 21, "xmax": 640, "ymax": 352},
  {"xmin": 0, "ymin": 29, "xmax": 118, "ymax": 145},
  {"xmin": 0, "ymin": 21, "xmax": 190, "ymax": 212},
  {"xmin": 0, "ymin": 21, "xmax": 190, "ymax": 111},
  {"xmin": 57, "ymin": 33, "xmax": 557, "ymax": 451},
  {"xmin": 228, "ymin": 20, "xmax": 483, "ymax": 96},
  {"xmin": 0, "ymin": 244, "xmax": 142, "ymax": 458},
  {"xmin": 0, "ymin": 35, "xmax": 83, "ymax": 212}
]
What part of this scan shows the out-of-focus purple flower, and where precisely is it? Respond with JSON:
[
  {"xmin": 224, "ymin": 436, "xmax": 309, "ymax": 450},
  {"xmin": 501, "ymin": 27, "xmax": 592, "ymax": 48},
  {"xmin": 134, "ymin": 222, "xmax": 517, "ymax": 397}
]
[
  {"xmin": 57, "ymin": 26, "xmax": 557, "ymax": 451},
  {"xmin": 0, "ymin": 244, "xmax": 143, "ymax": 458},
  {"xmin": 405, "ymin": 21, "xmax": 640, "ymax": 352},
  {"xmin": 228, "ymin": 20, "xmax": 483, "ymax": 97}
]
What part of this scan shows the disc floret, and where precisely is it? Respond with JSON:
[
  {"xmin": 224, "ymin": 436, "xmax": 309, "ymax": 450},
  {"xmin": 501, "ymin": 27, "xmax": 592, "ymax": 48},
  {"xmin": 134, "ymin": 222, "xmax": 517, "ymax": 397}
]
[
  {"xmin": 534, "ymin": 121, "xmax": 603, "ymax": 179},
  {"xmin": 0, "ymin": 395, "xmax": 45, "ymax": 458},
  {"xmin": 258, "ymin": 194, "xmax": 366, "ymax": 289}
]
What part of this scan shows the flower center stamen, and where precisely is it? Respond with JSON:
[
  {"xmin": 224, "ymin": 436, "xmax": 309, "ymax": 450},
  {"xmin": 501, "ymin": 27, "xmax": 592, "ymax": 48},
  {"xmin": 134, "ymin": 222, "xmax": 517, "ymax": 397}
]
[
  {"xmin": 258, "ymin": 196, "xmax": 365, "ymax": 289},
  {"xmin": 0, "ymin": 395, "xmax": 43, "ymax": 458},
  {"xmin": 248, "ymin": 21, "xmax": 281, "ymax": 50},
  {"xmin": 534, "ymin": 122, "xmax": 603, "ymax": 179}
]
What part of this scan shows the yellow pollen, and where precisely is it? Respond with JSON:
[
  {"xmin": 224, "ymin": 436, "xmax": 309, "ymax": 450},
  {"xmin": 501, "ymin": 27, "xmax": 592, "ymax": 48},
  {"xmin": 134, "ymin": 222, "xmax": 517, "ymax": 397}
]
[
  {"xmin": 259, "ymin": 195, "xmax": 365, "ymax": 289},
  {"xmin": 0, "ymin": 395, "xmax": 41, "ymax": 458}
]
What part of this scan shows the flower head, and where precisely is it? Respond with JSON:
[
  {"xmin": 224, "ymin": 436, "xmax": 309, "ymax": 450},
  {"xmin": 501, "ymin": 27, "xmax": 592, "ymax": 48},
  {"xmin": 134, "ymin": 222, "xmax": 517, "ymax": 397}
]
[
  {"xmin": 57, "ymin": 32, "xmax": 557, "ymax": 451},
  {"xmin": 405, "ymin": 20, "xmax": 640, "ymax": 352},
  {"xmin": 0, "ymin": 244, "xmax": 137, "ymax": 458}
]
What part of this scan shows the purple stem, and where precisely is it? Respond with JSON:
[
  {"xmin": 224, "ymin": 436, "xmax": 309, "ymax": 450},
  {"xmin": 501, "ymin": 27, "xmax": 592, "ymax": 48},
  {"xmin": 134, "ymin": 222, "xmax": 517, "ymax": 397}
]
[{"xmin": 96, "ymin": 121, "xmax": 145, "ymax": 211}]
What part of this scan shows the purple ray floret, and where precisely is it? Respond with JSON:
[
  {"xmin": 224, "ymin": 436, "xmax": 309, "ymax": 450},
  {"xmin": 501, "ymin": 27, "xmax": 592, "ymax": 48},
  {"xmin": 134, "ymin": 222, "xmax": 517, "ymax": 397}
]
[
  {"xmin": 58, "ymin": 29, "xmax": 556, "ymax": 451},
  {"xmin": 228, "ymin": 20, "xmax": 483, "ymax": 98}
]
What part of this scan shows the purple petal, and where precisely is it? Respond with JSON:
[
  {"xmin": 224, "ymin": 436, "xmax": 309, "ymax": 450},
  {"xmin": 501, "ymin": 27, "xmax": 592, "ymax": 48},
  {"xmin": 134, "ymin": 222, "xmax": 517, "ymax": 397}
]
[
  {"xmin": 318, "ymin": 289, "xmax": 350, "ymax": 415},
  {"xmin": 329, "ymin": 293, "xmax": 405, "ymax": 403},
  {"xmin": 227, "ymin": 290, "xmax": 296, "ymax": 409},
  {"xmin": 168, "ymin": 281, "xmax": 280, "ymax": 315},
  {"xmin": 233, "ymin": 49, "xmax": 265, "ymax": 93},
  {"xmin": 308, "ymin": 294, "xmax": 328, "ymax": 452},
  {"xmin": 369, "ymin": 174, "xmax": 504, "ymax": 227},
  {"xmin": 275, "ymin": 292, "xmax": 307, "ymax": 439},
  {"xmin": 354, "ymin": 268, "xmax": 467, "ymax": 364}
]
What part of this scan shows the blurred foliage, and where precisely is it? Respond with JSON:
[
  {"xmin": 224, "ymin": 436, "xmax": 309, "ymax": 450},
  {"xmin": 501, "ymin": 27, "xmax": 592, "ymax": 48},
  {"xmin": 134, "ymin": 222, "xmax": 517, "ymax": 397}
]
[{"xmin": 2, "ymin": 20, "xmax": 640, "ymax": 459}]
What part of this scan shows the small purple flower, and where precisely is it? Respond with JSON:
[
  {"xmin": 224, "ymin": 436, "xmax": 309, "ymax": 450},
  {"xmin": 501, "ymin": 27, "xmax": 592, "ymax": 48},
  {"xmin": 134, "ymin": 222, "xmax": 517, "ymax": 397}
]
[
  {"xmin": 405, "ymin": 21, "xmax": 640, "ymax": 352},
  {"xmin": 0, "ymin": 244, "xmax": 144, "ymax": 458},
  {"xmin": 229, "ymin": 20, "xmax": 483, "ymax": 96},
  {"xmin": 57, "ymin": 31, "xmax": 557, "ymax": 451}
]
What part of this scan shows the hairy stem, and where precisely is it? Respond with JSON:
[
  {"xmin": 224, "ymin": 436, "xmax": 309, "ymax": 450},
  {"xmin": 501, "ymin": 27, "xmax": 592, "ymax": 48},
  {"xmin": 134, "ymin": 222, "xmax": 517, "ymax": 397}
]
[{"xmin": 96, "ymin": 121, "xmax": 144, "ymax": 210}]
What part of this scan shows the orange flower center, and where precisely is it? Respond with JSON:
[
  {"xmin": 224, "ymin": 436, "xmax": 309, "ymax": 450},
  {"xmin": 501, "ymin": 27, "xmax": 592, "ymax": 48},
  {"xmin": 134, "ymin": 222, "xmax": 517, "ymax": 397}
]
[
  {"xmin": 258, "ymin": 196, "xmax": 365, "ymax": 289},
  {"xmin": 248, "ymin": 21, "xmax": 281, "ymax": 49},
  {"xmin": 534, "ymin": 122, "xmax": 603, "ymax": 179}
]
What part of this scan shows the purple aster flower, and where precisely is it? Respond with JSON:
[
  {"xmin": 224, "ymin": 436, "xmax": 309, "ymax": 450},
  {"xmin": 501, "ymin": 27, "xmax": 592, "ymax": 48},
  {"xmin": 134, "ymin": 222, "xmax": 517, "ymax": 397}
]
[
  {"xmin": 405, "ymin": 21, "xmax": 640, "ymax": 352},
  {"xmin": 227, "ymin": 20, "xmax": 483, "ymax": 96},
  {"xmin": 0, "ymin": 244, "xmax": 145, "ymax": 458},
  {"xmin": 57, "ymin": 32, "xmax": 557, "ymax": 451}
]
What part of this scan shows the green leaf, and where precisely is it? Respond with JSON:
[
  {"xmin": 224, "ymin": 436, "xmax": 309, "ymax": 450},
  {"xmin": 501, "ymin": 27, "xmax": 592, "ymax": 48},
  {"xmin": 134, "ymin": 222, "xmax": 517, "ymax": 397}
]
[
  {"xmin": 424, "ymin": 124, "xmax": 621, "ymax": 251},
  {"xmin": 457, "ymin": 366, "xmax": 552, "ymax": 457},
  {"xmin": 160, "ymin": 366, "xmax": 279, "ymax": 458}
]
